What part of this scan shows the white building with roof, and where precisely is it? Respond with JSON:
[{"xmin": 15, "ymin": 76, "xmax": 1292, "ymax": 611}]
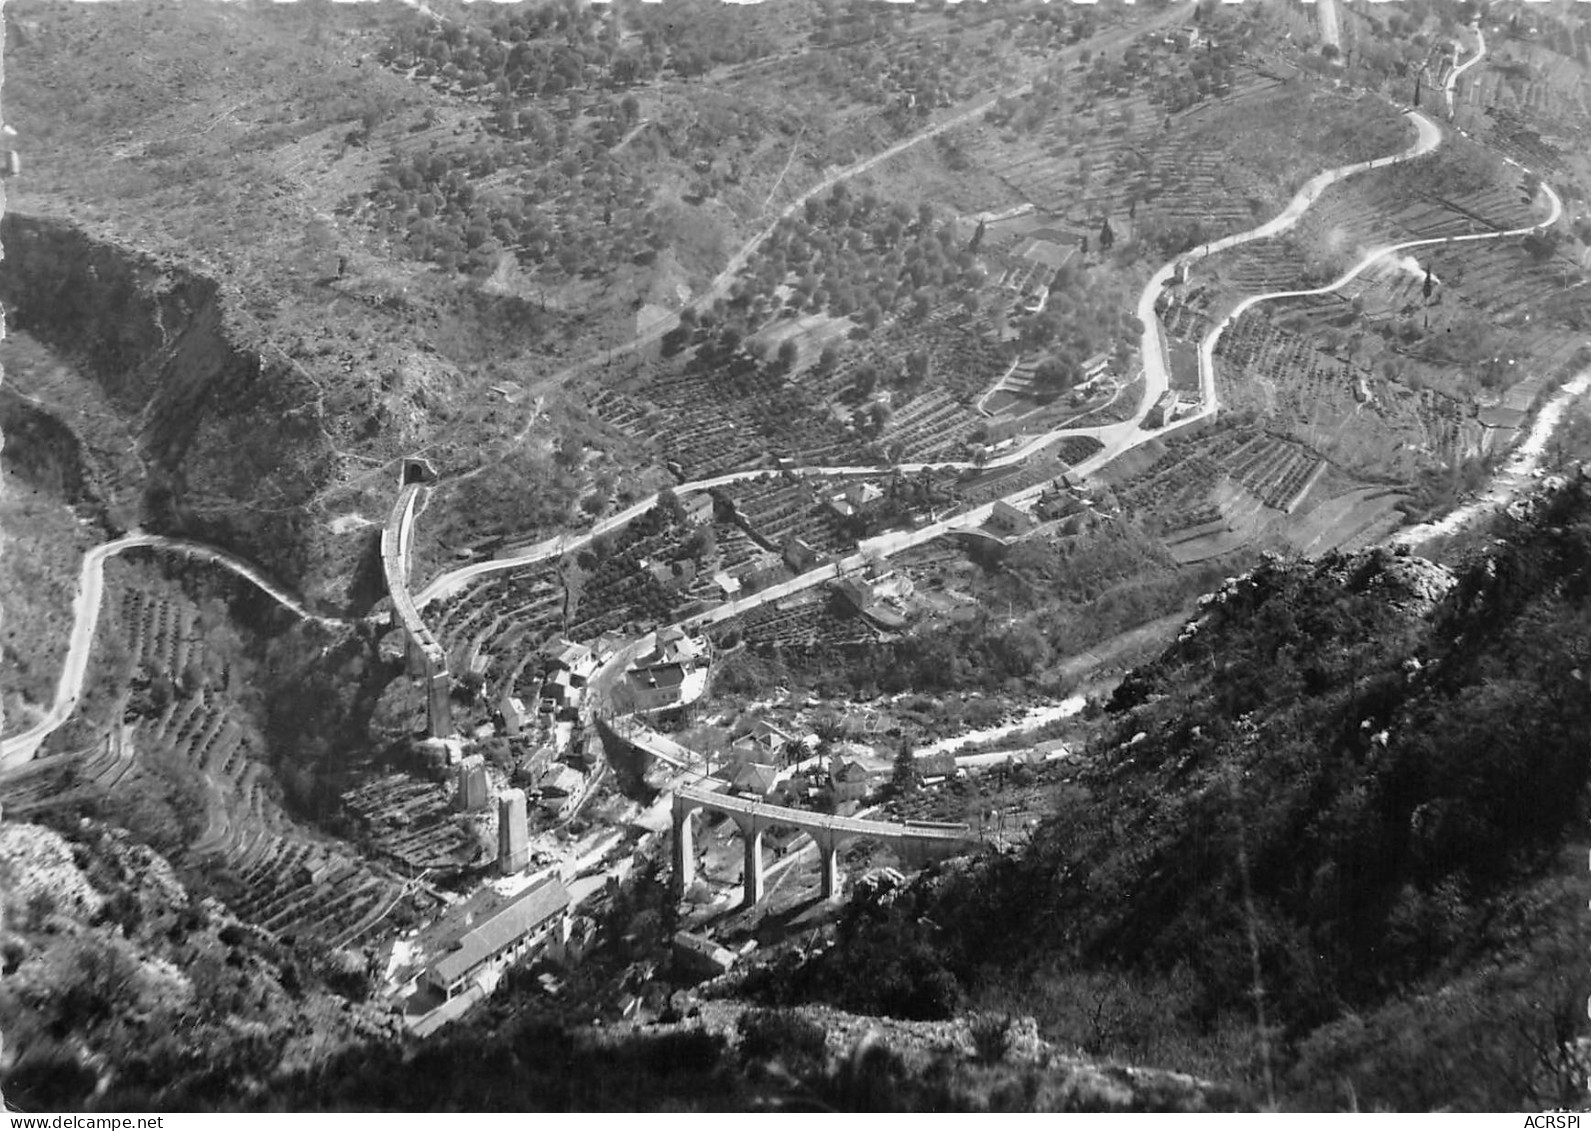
[{"xmin": 423, "ymin": 874, "xmax": 571, "ymax": 1001}]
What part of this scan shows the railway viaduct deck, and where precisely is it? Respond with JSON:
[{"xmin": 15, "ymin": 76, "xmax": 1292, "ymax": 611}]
[
  {"xmin": 672, "ymin": 782, "xmax": 973, "ymax": 906},
  {"xmin": 383, "ymin": 468, "xmax": 453, "ymax": 737}
]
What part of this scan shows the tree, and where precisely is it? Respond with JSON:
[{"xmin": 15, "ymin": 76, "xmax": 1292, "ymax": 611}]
[
  {"xmin": 656, "ymin": 486, "xmax": 686, "ymax": 525},
  {"xmin": 683, "ymin": 524, "xmax": 717, "ymax": 561},
  {"xmin": 777, "ymin": 338, "xmax": 800, "ymax": 372},
  {"xmin": 660, "ymin": 326, "xmax": 689, "ymax": 358},
  {"xmin": 1523, "ymin": 229, "xmax": 1561, "ymax": 263},
  {"xmin": 1035, "ymin": 355, "xmax": 1079, "ymax": 393},
  {"xmin": 855, "ymin": 362, "xmax": 880, "ymax": 397},
  {"xmin": 1099, "ymin": 217, "xmax": 1116, "ymax": 252}
]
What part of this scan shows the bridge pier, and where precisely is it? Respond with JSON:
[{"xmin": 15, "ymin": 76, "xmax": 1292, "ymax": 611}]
[
  {"xmin": 422, "ymin": 648, "xmax": 454, "ymax": 739},
  {"xmin": 734, "ymin": 814, "xmax": 765, "ymax": 907},
  {"xmin": 812, "ymin": 828, "xmax": 841, "ymax": 901},
  {"xmin": 672, "ymin": 796, "xmax": 703, "ymax": 896},
  {"xmin": 425, "ymin": 668, "xmax": 453, "ymax": 739},
  {"xmin": 668, "ymin": 783, "xmax": 972, "ymax": 909}
]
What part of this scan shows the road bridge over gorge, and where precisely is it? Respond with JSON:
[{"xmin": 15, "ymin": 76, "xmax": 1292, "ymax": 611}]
[
  {"xmin": 672, "ymin": 782, "xmax": 973, "ymax": 906},
  {"xmin": 383, "ymin": 462, "xmax": 453, "ymax": 738}
]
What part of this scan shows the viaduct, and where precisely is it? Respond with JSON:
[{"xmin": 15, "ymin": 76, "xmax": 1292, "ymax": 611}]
[
  {"xmin": 383, "ymin": 460, "xmax": 453, "ymax": 738},
  {"xmin": 672, "ymin": 782, "xmax": 974, "ymax": 906}
]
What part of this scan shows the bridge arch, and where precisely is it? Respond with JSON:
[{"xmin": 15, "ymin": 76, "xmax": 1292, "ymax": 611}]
[{"xmin": 671, "ymin": 783, "xmax": 972, "ymax": 907}]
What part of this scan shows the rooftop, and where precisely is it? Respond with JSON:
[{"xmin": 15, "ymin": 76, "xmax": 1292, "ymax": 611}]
[
  {"xmin": 544, "ymin": 638, "xmax": 596, "ymax": 672},
  {"xmin": 424, "ymin": 874, "xmax": 571, "ymax": 989},
  {"xmin": 539, "ymin": 764, "xmax": 587, "ymax": 796},
  {"xmin": 730, "ymin": 762, "xmax": 779, "ymax": 795}
]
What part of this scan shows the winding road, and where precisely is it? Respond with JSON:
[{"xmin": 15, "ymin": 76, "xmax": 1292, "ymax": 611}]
[
  {"xmin": 1193, "ymin": 170, "xmax": 1561, "ymax": 417},
  {"xmin": 1185, "ymin": 34, "xmax": 1567, "ymax": 433},
  {"xmin": 0, "ymin": 535, "xmax": 341, "ymax": 770},
  {"xmin": 1445, "ymin": 24, "xmax": 1486, "ymax": 119},
  {"xmin": 501, "ymin": 3, "xmax": 1195, "ymax": 419},
  {"xmin": 416, "ymin": 104, "xmax": 1461, "ymax": 609},
  {"xmin": 8, "ymin": 25, "xmax": 1579, "ymax": 777},
  {"xmin": 413, "ymin": 30, "xmax": 1567, "ymax": 634}
]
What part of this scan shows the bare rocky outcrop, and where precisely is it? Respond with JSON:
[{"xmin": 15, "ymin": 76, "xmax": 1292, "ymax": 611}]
[
  {"xmin": 1176, "ymin": 547, "xmax": 1456, "ymax": 652},
  {"xmin": 0, "ymin": 821, "xmax": 105, "ymax": 920}
]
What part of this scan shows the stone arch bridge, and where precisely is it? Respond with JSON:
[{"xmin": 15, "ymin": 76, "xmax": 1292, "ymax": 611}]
[
  {"xmin": 383, "ymin": 461, "xmax": 452, "ymax": 738},
  {"xmin": 672, "ymin": 782, "xmax": 973, "ymax": 906}
]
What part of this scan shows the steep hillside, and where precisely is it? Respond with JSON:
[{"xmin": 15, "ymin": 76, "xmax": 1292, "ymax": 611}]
[
  {"xmin": 0, "ymin": 217, "xmax": 331, "ymax": 586},
  {"xmin": 25, "ymin": 475, "xmax": 1584, "ymax": 1113},
  {"xmin": 0, "ymin": 818, "xmax": 400, "ymax": 1111},
  {"xmin": 734, "ymin": 471, "xmax": 1591, "ymax": 1111}
]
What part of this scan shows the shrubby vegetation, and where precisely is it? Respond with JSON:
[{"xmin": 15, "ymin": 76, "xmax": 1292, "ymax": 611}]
[
  {"xmin": 1395, "ymin": 451, "xmax": 1498, "ymax": 524},
  {"xmin": 379, "ymin": 0, "xmax": 782, "ymax": 97},
  {"xmin": 0, "ymin": 821, "xmax": 387, "ymax": 1112},
  {"xmin": 368, "ymin": 140, "xmax": 655, "ymax": 278},
  {"xmin": 717, "ymin": 524, "xmax": 1235, "ymax": 705},
  {"xmin": 726, "ymin": 187, "xmax": 975, "ymax": 333},
  {"xmin": 1011, "ymin": 263, "xmax": 1141, "ymax": 372},
  {"xmin": 743, "ymin": 479, "xmax": 1591, "ymax": 1110}
]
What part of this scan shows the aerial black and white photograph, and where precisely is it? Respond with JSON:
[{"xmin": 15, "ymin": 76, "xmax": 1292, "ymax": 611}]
[{"xmin": 0, "ymin": 0, "xmax": 1589, "ymax": 1112}]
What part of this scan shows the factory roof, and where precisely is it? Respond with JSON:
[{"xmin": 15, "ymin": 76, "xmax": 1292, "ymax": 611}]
[{"xmin": 427, "ymin": 875, "xmax": 570, "ymax": 989}]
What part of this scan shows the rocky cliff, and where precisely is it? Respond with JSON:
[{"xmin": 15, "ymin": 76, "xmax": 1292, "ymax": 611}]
[{"xmin": 0, "ymin": 214, "xmax": 337, "ymax": 593}]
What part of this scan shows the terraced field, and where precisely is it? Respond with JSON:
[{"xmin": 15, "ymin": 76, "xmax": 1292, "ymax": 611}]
[
  {"xmin": 1414, "ymin": 239, "xmax": 1582, "ymax": 327},
  {"xmin": 978, "ymin": 84, "xmax": 1172, "ymax": 217},
  {"xmin": 591, "ymin": 299, "xmax": 1002, "ymax": 475},
  {"xmin": 949, "ymin": 443, "xmax": 1084, "ymax": 511},
  {"xmin": 431, "ymin": 507, "xmax": 712, "ymax": 699},
  {"xmin": 0, "ymin": 724, "xmax": 139, "ymax": 815},
  {"xmin": 1285, "ymin": 135, "xmax": 1542, "ymax": 252},
  {"xmin": 342, "ymin": 774, "xmax": 481, "ymax": 874},
  {"xmin": 434, "ymin": 568, "xmax": 565, "ymax": 681},
  {"xmin": 1116, "ymin": 427, "xmax": 1331, "ymax": 532},
  {"xmin": 720, "ymin": 476, "xmax": 858, "ymax": 557},
  {"xmin": 2, "ymin": 561, "xmax": 412, "ymax": 947},
  {"xmin": 712, "ymin": 522, "xmax": 768, "ymax": 577},
  {"xmin": 591, "ymin": 362, "xmax": 867, "ymax": 479},
  {"xmin": 710, "ymin": 590, "xmax": 882, "ymax": 653},
  {"xmin": 1211, "ymin": 306, "xmax": 1480, "ymax": 476},
  {"xmin": 1458, "ymin": 34, "xmax": 1591, "ymax": 171},
  {"xmin": 1127, "ymin": 84, "xmax": 1414, "ymax": 244},
  {"xmin": 831, "ymin": 307, "xmax": 1007, "ymax": 462}
]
